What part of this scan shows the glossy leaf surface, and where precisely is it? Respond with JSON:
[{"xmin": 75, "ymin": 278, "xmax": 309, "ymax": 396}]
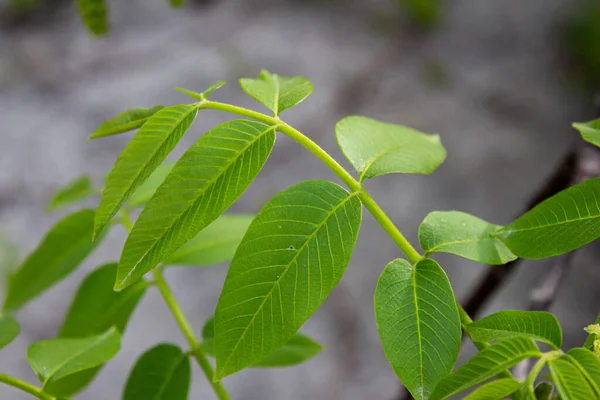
[
  {"xmin": 463, "ymin": 378, "xmax": 523, "ymax": 400},
  {"xmin": 89, "ymin": 106, "xmax": 164, "ymax": 139},
  {"xmin": 375, "ymin": 258, "xmax": 461, "ymax": 400},
  {"xmin": 566, "ymin": 348, "xmax": 600, "ymax": 396},
  {"xmin": 214, "ymin": 180, "xmax": 361, "ymax": 379},
  {"xmin": 548, "ymin": 358, "xmax": 596, "ymax": 400},
  {"xmin": 116, "ymin": 119, "xmax": 275, "ymax": 290}
]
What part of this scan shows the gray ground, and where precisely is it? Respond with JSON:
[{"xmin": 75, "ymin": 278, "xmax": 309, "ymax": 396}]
[{"xmin": 0, "ymin": 0, "xmax": 599, "ymax": 399}]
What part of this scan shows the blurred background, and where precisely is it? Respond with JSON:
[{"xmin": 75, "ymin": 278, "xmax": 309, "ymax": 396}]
[{"xmin": 1, "ymin": 0, "xmax": 600, "ymax": 398}]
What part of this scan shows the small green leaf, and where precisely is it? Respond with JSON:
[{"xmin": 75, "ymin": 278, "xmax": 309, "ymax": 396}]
[
  {"xmin": 418, "ymin": 211, "xmax": 517, "ymax": 265},
  {"xmin": 375, "ymin": 258, "xmax": 461, "ymax": 400},
  {"xmin": 4, "ymin": 209, "xmax": 98, "ymax": 311},
  {"xmin": 89, "ymin": 106, "xmax": 165, "ymax": 139},
  {"xmin": 27, "ymin": 327, "xmax": 120, "ymax": 386},
  {"xmin": 573, "ymin": 119, "xmax": 600, "ymax": 148},
  {"xmin": 214, "ymin": 180, "xmax": 362, "ymax": 379},
  {"xmin": 463, "ymin": 378, "xmax": 523, "ymax": 400},
  {"xmin": 166, "ymin": 214, "xmax": 254, "ymax": 267},
  {"xmin": 335, "ymin": 116, "xmax": 446, "ymax": 181},
  {"xmin": 584, "ymin": 314, "xmax": 600, "ymax": 351},
  {"xmin": 465, "ymin": 310, "xmax": 562, "ymax": 349},
  {"xmin": 239, "ymin": 70, "xmax": 313, "ymax": 115},
  {"xmin": 46, "ymin": 175, "xmax": 95, "ymax": 212},
  {"xmin": 430, "ymin": 337, "xmax": 542, "ymax": 400},
  {"xmin": 0, "ymin": 315, "xmax": 19, "ymax": 350},
  {"xmin": 175, "ymin": 81, "xmax": 226, "ymax": 101},
  {"xmin": 534, "ymin": 382, "xmax": 554, "ymax": 400},
  {"xmin": 548, "ymin": 358, "xmax": 596, "ymax": 400},
  {"xmin": 123, "ymin": 344, "xmax": 190, "ymax": 400},
  {"xmin": 95, "ymin": 104, "xmax": 197, "ymax": 240},
  {"xmin": 116, "ymin": 120, "xmax": 275, "ymax": 290},
  {"xmin": 77, "ymin": 0, "xmax": 108, "ymax": 36},
  {"xmin": 565, "ymin": 348, "xmax": 600, "ymax": 396},
  {"xmin": 202, "ymin": 317, "xmax": 323, "ymax": 367},
  {"xmin": 126, "ymin": 163, "xmax": 174, "ymax": 209},
  {"xmin": 496, "ymin": 178, "xmax": 600, "ymax": 259}
]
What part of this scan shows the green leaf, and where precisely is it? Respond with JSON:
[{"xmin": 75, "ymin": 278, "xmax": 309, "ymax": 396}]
[
  {"xmin": 0, "ymin": 315, "xmax": 19, "ymax": 350},
  {"xmin": 4, "ymin": 209, "xmax": 98, "ymax": 311},
  {"xmin": 496, "ymin": 178, "xmax": 600, "ymax": 259},
  {"xmin": 123, "ymin": 344, "xmax": 190, "ymax": 400},
  {"xmin": 573, "ymin": 119, "xmax": 600, "ymax": 148},
  {"xmin": 464, "ymin": 310, "xmax": 562, "ymax": 349},
  {"xmin": 77, "ymin": 0, "xmax": 108, "ymax": 36},
  {"xmin": 115, "ymin": 119, "xmax": 275, "ymax": 290},
  {"xmin": 175, "ymin": 81, "xmax": 226, "ymax": 101},
  {"xmin": 418, "ymin": 211, "xmax": 517, "ymax": 265},
  {"xmin": 584, "ymin": 314, "xmax": 600, "ymax": 350},
  {"xmin": 548, "ymin": 358, "xmax": 597, "ymax": 400},
  {"xmin": 126, "ymin": 163, "xmax": 174, "ymax": 209},
  {"xmin": 239, "ymin": 70, "xmax": 313, "ymax": 115},
  {"xmin": 335, "ymin": 116, "xmax": 446, "ymax": 181},
  {"xmin": 419, "ymin": 211, "xmax": 517, "ymax": 265},
  {"xmin": 168, "ymin": 0, "xmax": 185, "ymax": 7},
  {"xmin": 46, "ymin": 175, "xmax": 95, "ymax": 212},
  {"xmin": 202, "ymin": 317, "xmax": 323, "ymax": 367},
  {"xmin": 27, "ymin": 327, "xmax": 120, "ymax": 386},
  {"xmin": 430, "ymin": 337, "xmax": 542, "ymax": 400},
  {"xmin": 534, "ymin": 382, "xmax": 554, "ymax": 400},
  {"xmin": 166, "ymin": 214, "xmax": 254, "ymax": 267},
  {"xmin": 95, "ymin": 104, "xmax": 197, "ymax": 240},
  {"xmin": 214, "ymin": 180, "xmax": 362, "ymax": 379},
  {"xmin": 565, "ymin": 348, "xmax": 600, "ymax": 396},
  {"xmin": 374, "ymin": 258, "xmax": 461, "ymax": 400},
  {"xmin": 89, "ymin": 106, "xmax": 165, "ymax": 139},
  {"xmin": 463, "ymin": 378, "xmax": 523, "ymax": 400}
]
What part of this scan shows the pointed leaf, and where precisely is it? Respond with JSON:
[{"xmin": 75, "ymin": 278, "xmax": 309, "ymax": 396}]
[
  {"xmin": 95, "ymin": 104, "xmax": 198, "ymax": 240},
  {"xmin": 214, "ymin": 180, "xmax": 362, "ymax": 379},
  {"xmin": 465, "ymin": 310, "xmax": 562, "ymax": 349},
  {"xmin": 175, "ymin": 81, "xmax": 226, "ymax": 101},
  {"xmin": 463, "ymin": 378, "xmax": 523, "ymax": 400},
  {"xmin": 496, "ymin": 178, "xmax": 600, "ymax": 259},
  {"xmin": 375, "ymin": 258, "xmax": 461, "ymax": 400},
  {"xmin": 116, "ymin": 119, "xmax": 275, "ymax": 290},
  {"xmin": 4, "ymin": 210, "xmax": 97, "ymax": 311},
  {"xmin": 126, "ymin": 163, "xmax": 174, "ymax": 209},
  {"xmin": 46, "ymin": 175, "xmax": 95, "ymax": 212},
  {"xmin": 77, "ymin": 0, "xmax": 108, "ymax": 36},
  {"xmin": 548, "ymin": 358, "xmax": 596, "ymax": 400},
  {"xmin": 239, "ymin": 70, "xmax": 313, "ymax": 115},
  {"xmin": 123, "ymin": 344, "xmax": 190, "ymax": 400},
  {"xmin": 0, "ymin": 315, "xmax": 19, "ymax": 350},
  {"xmin": 565, "ymin": 348, "xmax": 600, "ymax": 396},
  {"xmin": 419, "ymin": 211, "xmax": 517, "ymax": 265},
  {"xmin": 534, "ymin": 382, "xmax": 554, "ymax": 400},
  {"xmin": 166, "ymin": 214, "xmax": 254, "ymax": 267},
  {"xmin": 202, "ymin": 316, "xmax": 322, "ymax": 367},
  {"xmin": 27, "ymin": 327, "xmax": 120, "ymax": 386},
  {"xmin": 573, "ymin": 118, "xmax": 600, "ymax": 148},
  {"xmin": 336, "ymin": 116, "xmax": 446, "ymax": 181},
  {"xmin": 89, "ymin": 106, "xmax": 165, "ymax": 139},
  {"xmin": 430, "ymin": 337, "xmax": 542, "ymax": 400}
]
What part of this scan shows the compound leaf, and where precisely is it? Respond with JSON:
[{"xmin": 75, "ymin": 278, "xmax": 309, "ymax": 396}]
[
  {"xmin": 573, "ymin": 118, "xmax": 600, "ymax": 148},
  {"xmin": 89, "ymin": 106, "xmax": 165, "ymax": 139},
  {"xmin": 430, "ymin": 337, "xmax": 542, "ymax": 400},
  {"xmin": 46, "ymin": 175, "xmax": 95, "ymax": 212},
  {"xmin": 496, "ymin": 178, "xmax": 600, "ymax": 259},
  {"xmin": 4, "ymin": 209, "xmax": 97, "ymax": 311},
  {"xmin": 0, "ymin": 315, "xmax": 19, "ymax": 350},
  {"xmin": 116, "ymin": 120, "xmax": 275, "ymax": 290},
  {"xmin": 419, "ymin": 211, "xmax": 516, "ymax": 265},
  {"xmin": 214, "ymin": 180, "xmax": 361, "ymax": 379},
  {"xmin": 549, "ymin": 358, "xmax": 596, "ymax": 400},
  {"xmin": 375, "ymin": 258, "xmax": 461, "ymax": 400},
  {"xmin": 566, "ymin": 348, "xmax": 600, "ymax": 396},
  {"xmin": 465, "ymin": 310, "xmax": 562, "ymax": 349},
  {"xmin": 239, "ymin": 70, "xmax": 313, "ymax": 115},
  {"xmin": 123, "ymin": 344, "xmax": 190, "ymax": 400},
  {"xmin": 336, "ymin": 116, "xmax": 446, "ymax": 181},
  {"xmin": 463, "ymin": 378, "xmax": 523, "ymax": 400},
  {"xmin": 27, "ymin": 327, "xmax": 120, "ymax": 386},
  {"xmin": 95, "ymin": 104, "xmax": 197, "ymax": 240},
  {"xmin": 166, "ymin": 214, "xmax": 254, "ymax": 267},
  {"xmin": 77, "ymin": 0, "xmax": 108, "ymax": 36}
]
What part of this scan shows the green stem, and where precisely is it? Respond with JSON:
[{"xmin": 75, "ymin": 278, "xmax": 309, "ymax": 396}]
[
  {"xmin": 119, "ymin": 211, "xmax": 230, "ymax": 400},
  {"xmin": 199, "ymin": 100, "xmax": 422, "ymax": 264},
  {"xmin": 0, "ymin": 373, "xmax": 55, "ymax": 400},
  {"xmin": 524, "ymin": 357, "xmax": 547, "ymax": 397}
]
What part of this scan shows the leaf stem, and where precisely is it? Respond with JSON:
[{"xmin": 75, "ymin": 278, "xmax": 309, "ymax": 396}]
[
  {"xmin": 119, "ymin": 211, "xmax": 230, "ymax": 400},
  {"xmin": 523, "ymin": 357, "xmax": 547, "ymax": 397},
  {"xmin": 0, "ymin": 373, "xmax": 55, "ymax": 400},
  {"xmin": 199, "ymin": 100, "xmax": 422, "ymax": 264}
]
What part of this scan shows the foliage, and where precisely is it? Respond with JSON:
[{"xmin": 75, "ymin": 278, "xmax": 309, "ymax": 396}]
[{"xmin": 1, "ymin": 70, "xmax": 599, "ymax": 400}]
